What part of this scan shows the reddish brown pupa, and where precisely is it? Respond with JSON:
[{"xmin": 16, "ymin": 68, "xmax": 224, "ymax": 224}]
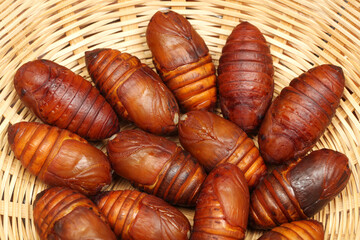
[
  {"xmin": 33, "ymin": 187, "xmax": 116, "ymax": 239},
  {"xmin": 107, "ymin": 129, "xmax": 206, "ymax": 207},
  {"xmin": 85, "ymin": 48, "xmax": 179, "ymax": 135},
  {"xmin": 218, "ymin": 22, "xmax": 274, "ymax": 135},
  {"xmin": 146, "ymin": 10, "xmax": 217, "ymax": 112},
  {"xmin": 94, "ymin": 190, "xmax": 191, "ymax": 240},
  {"xmin": 259, "ymin": 64, "xmax": 345, "ymax": 164},
  {"xmin": 191, "ymin": 163, "xmax": 249, "ymax": 240},
  {"xmin": 8, "ymin": 122, "xmax": 112, "ymax": 195},
  {"xmin": 178, "ymin": 110, "xmax": 266, "ymax": 189},
  {"xmin": 258, "ymin": 220, "xmax": 324, "ymax": 240},
  {"xmin": 14, "ymin": 59, "xmax": 119, "ymax": 140},
  {"xmin": 250, "ymin": 149, "xmax": 351, "ymax": 229}
]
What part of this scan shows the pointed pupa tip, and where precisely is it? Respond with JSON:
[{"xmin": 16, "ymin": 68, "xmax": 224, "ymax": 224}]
[
  {"xmin": 329, "ymin": 64, "xmax": 343, "ymax": 74},
  {"xmin": 33, "ymin": 189, "xmax": 48, "ymax": 209},
  {"xmin": 7, "ymin": 123, "xmax": 16, "ymax": 146},
  {"xmin": 85, "ymin": 48, "xmax": 107, "ymax": 66}
]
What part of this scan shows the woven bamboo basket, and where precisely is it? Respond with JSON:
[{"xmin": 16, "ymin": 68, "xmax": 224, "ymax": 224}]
[{"xmin": 1, "ymin": 0, "xmax": 359, "ymax": 239}]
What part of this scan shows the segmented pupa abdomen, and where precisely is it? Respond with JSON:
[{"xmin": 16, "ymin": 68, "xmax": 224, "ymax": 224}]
[
  {"xmin": 143, "ymin": 147, "xmax": 206, "ymax": 206},
  {"xmin": 14, "ymin": 59, "xmax": 119, "ymax": 140},
  {"xmin": 250, "ymin": 149, "xmax": 351, "ymax": 229},
  {"xmin": 107, "ymin": 129, "xmax": 206, "ymax": 206},
  {"xmin": 157, "ymin": 53, "xmax": 217, "ymax": 112},
  {"xmin": 94, "ymin": 190, "xmax": 191, "ymax": 240},
  {"xmin": 191, "ymin": 163, "xmax": 249, "ymax": 240},
  {"xmin": 259, "ymin": 64, "xmax": 345, "ymax": 164},
  {"xmin": 146, "ymin": 10, "xmax": 217, "ymax": 112},
  {"xmin": 258, "ymin": 220, "xmax": 324, "ymax": 240},
  {"xmin": 33, "ymin": 187, "xmax": 115, "ymax": 240},
  {"xmin": 178, "ymin": 110, "xmax": 266, "ymax": 188},
  {"xmin": 85, "ymin": 48, "xmax": 179, "ymax": 135},
  {"xmin": 249, "ymin": 166, "xmax": 306, "ymax": 229},
  {"xmin": 8, "ymin": 122, "xmax": 112, "ymax": 195},
  {"xmin": 218, "ymin": 22, "xmax": 274, "ymax": 135}
]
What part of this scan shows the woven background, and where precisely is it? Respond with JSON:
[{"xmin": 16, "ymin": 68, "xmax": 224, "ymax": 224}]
[{"xmin": 0, "ymin": 0, "xmax": 359, "ymax": 239}]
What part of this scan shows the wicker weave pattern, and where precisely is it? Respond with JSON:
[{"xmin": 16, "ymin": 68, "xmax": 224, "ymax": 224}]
[{"xmin": 0, "ymin": 0, "xmax": 359, "ymax": 239}]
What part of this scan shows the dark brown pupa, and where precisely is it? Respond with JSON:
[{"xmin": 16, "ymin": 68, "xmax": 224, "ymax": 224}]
[
  {"xmin": 14, "ymin": 59, "xmax": 119, "ymax": 140},
  {"xmin": 94, "ymin": 190, "xmax": 191, "ymax": 240},
  {"xmin": 107, "ymin": 129, "xmax": 207, "ymax": 207},
  {"xmin": 191, "ymin": 163, "xmax": 250, "ymax": 240},
  {"xmin": 8, "ymin": 121, "xmax": 112, "ymax": 195},
  {"xmin": 258, "ymin": 64, "xmax": 345, "ymax": 164},
  {"xmin": 33, "ymin": 187, "xmax": 116, "ymax": 240},
  {"xmin": 85, "ymin": 48, "xmax": 179, "ymax": 135},
  {"xmin": 218, "ymin": 22, "xmax": 274, "ymax": 135},
  {"xmin": 258, "ymin": 220, "xmax": 324, "ymax": 240},
  {"xmin": 146, "ymin": 10, "xmax": 217, "ymax": 112},
  {"xmin": 249, "ymin": 149, "xmax": 351, "ymax": 229}
]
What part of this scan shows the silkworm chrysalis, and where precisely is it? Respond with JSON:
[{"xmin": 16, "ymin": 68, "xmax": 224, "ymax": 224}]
[
  {"xmin": 146, "ymin": 10, "xmax": 217, "ymax": 112},
  {"xmin": 259, "ymin": 64, "xmax": 345, "ymax": 164},
  {"xmin": 257, "ymin": 220, "xmax": 324, "ymax": 240},
  {"xmin": 8, "ymin": 122, "xmax": 112, "ymax": 195},
  {"xmin": 178, "ymin": 110, "xmax": 266, "ymax": 189},
  {"xmin": 107, "ymin": 129, "xmax": 206, "ymax": 207},
  {"xmin": 250, "ymin": 149, "xmax": 351, "ymax": 229},
  {"xmin": 94, "ymin": 190, "xmax": 191, "ymax": 239},
  {"xmin": 191, "ymin": 163, "xmax": 249, "ymax": 240},
  {"xmin": 33, "ymin": 187, "xmax": 116, "ymax": 239},
  {"xmin": 14, "ymin": 59, "xmax": 119, "ymax": 140},
  {"xmin": 85, "ymin": 48, "xmax": 179, "ymax": 135},
  {"xmin": 218, "ymin": 22, "xmax": 274, "ymax": 135}
]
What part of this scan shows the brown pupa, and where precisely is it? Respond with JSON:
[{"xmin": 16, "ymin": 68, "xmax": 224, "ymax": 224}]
[
  {"xmin": 259, "ymin": 64, "xmax": 345, "ymax": 164},
  {"xmin": 258, "ymin": 220, "xmax": 324, "ymax": 240},
  {"xmin": 33, "ymin": 187, "xmax": 116, "ymax": 240},
  {"xmin": 107, "ymin": 129, "xmax": 206, "ymax": 207},
  {"xmin": 85, "ymin": 48, "xmax": 179, "ymax": 135},
  {"xmin": 191, "ymin": 163, "xmax": 249, "ymax": 240},
  {"xmin": 94, "ymin": 190, "xmax": 191, "ymax": 240},
  {"xmin": 249, "ymin": 149, "xmax": 351, "ymax": 229},
  {"xmin": 218, "ymin": 22, "xmax": 274, "ymax": 135},
  {"xmin": 178, "ymin": 110, "xmax": 266, "ymax": 189},
  {"xmin": 8, "ymin": 122, "xmax": 112, "ymax": 195},
  {"xmin": 14, "ymin": 59, "xmax": 119, "ymax": 140},
  {"xmin": 146, "ymin": 10, "xmax": 217, "ymax": 112}
]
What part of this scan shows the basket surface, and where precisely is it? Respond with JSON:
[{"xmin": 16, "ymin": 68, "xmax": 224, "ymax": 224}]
[{"xmin": 0, "ymin": 0, "xmax": 359, "ymax": 239}]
